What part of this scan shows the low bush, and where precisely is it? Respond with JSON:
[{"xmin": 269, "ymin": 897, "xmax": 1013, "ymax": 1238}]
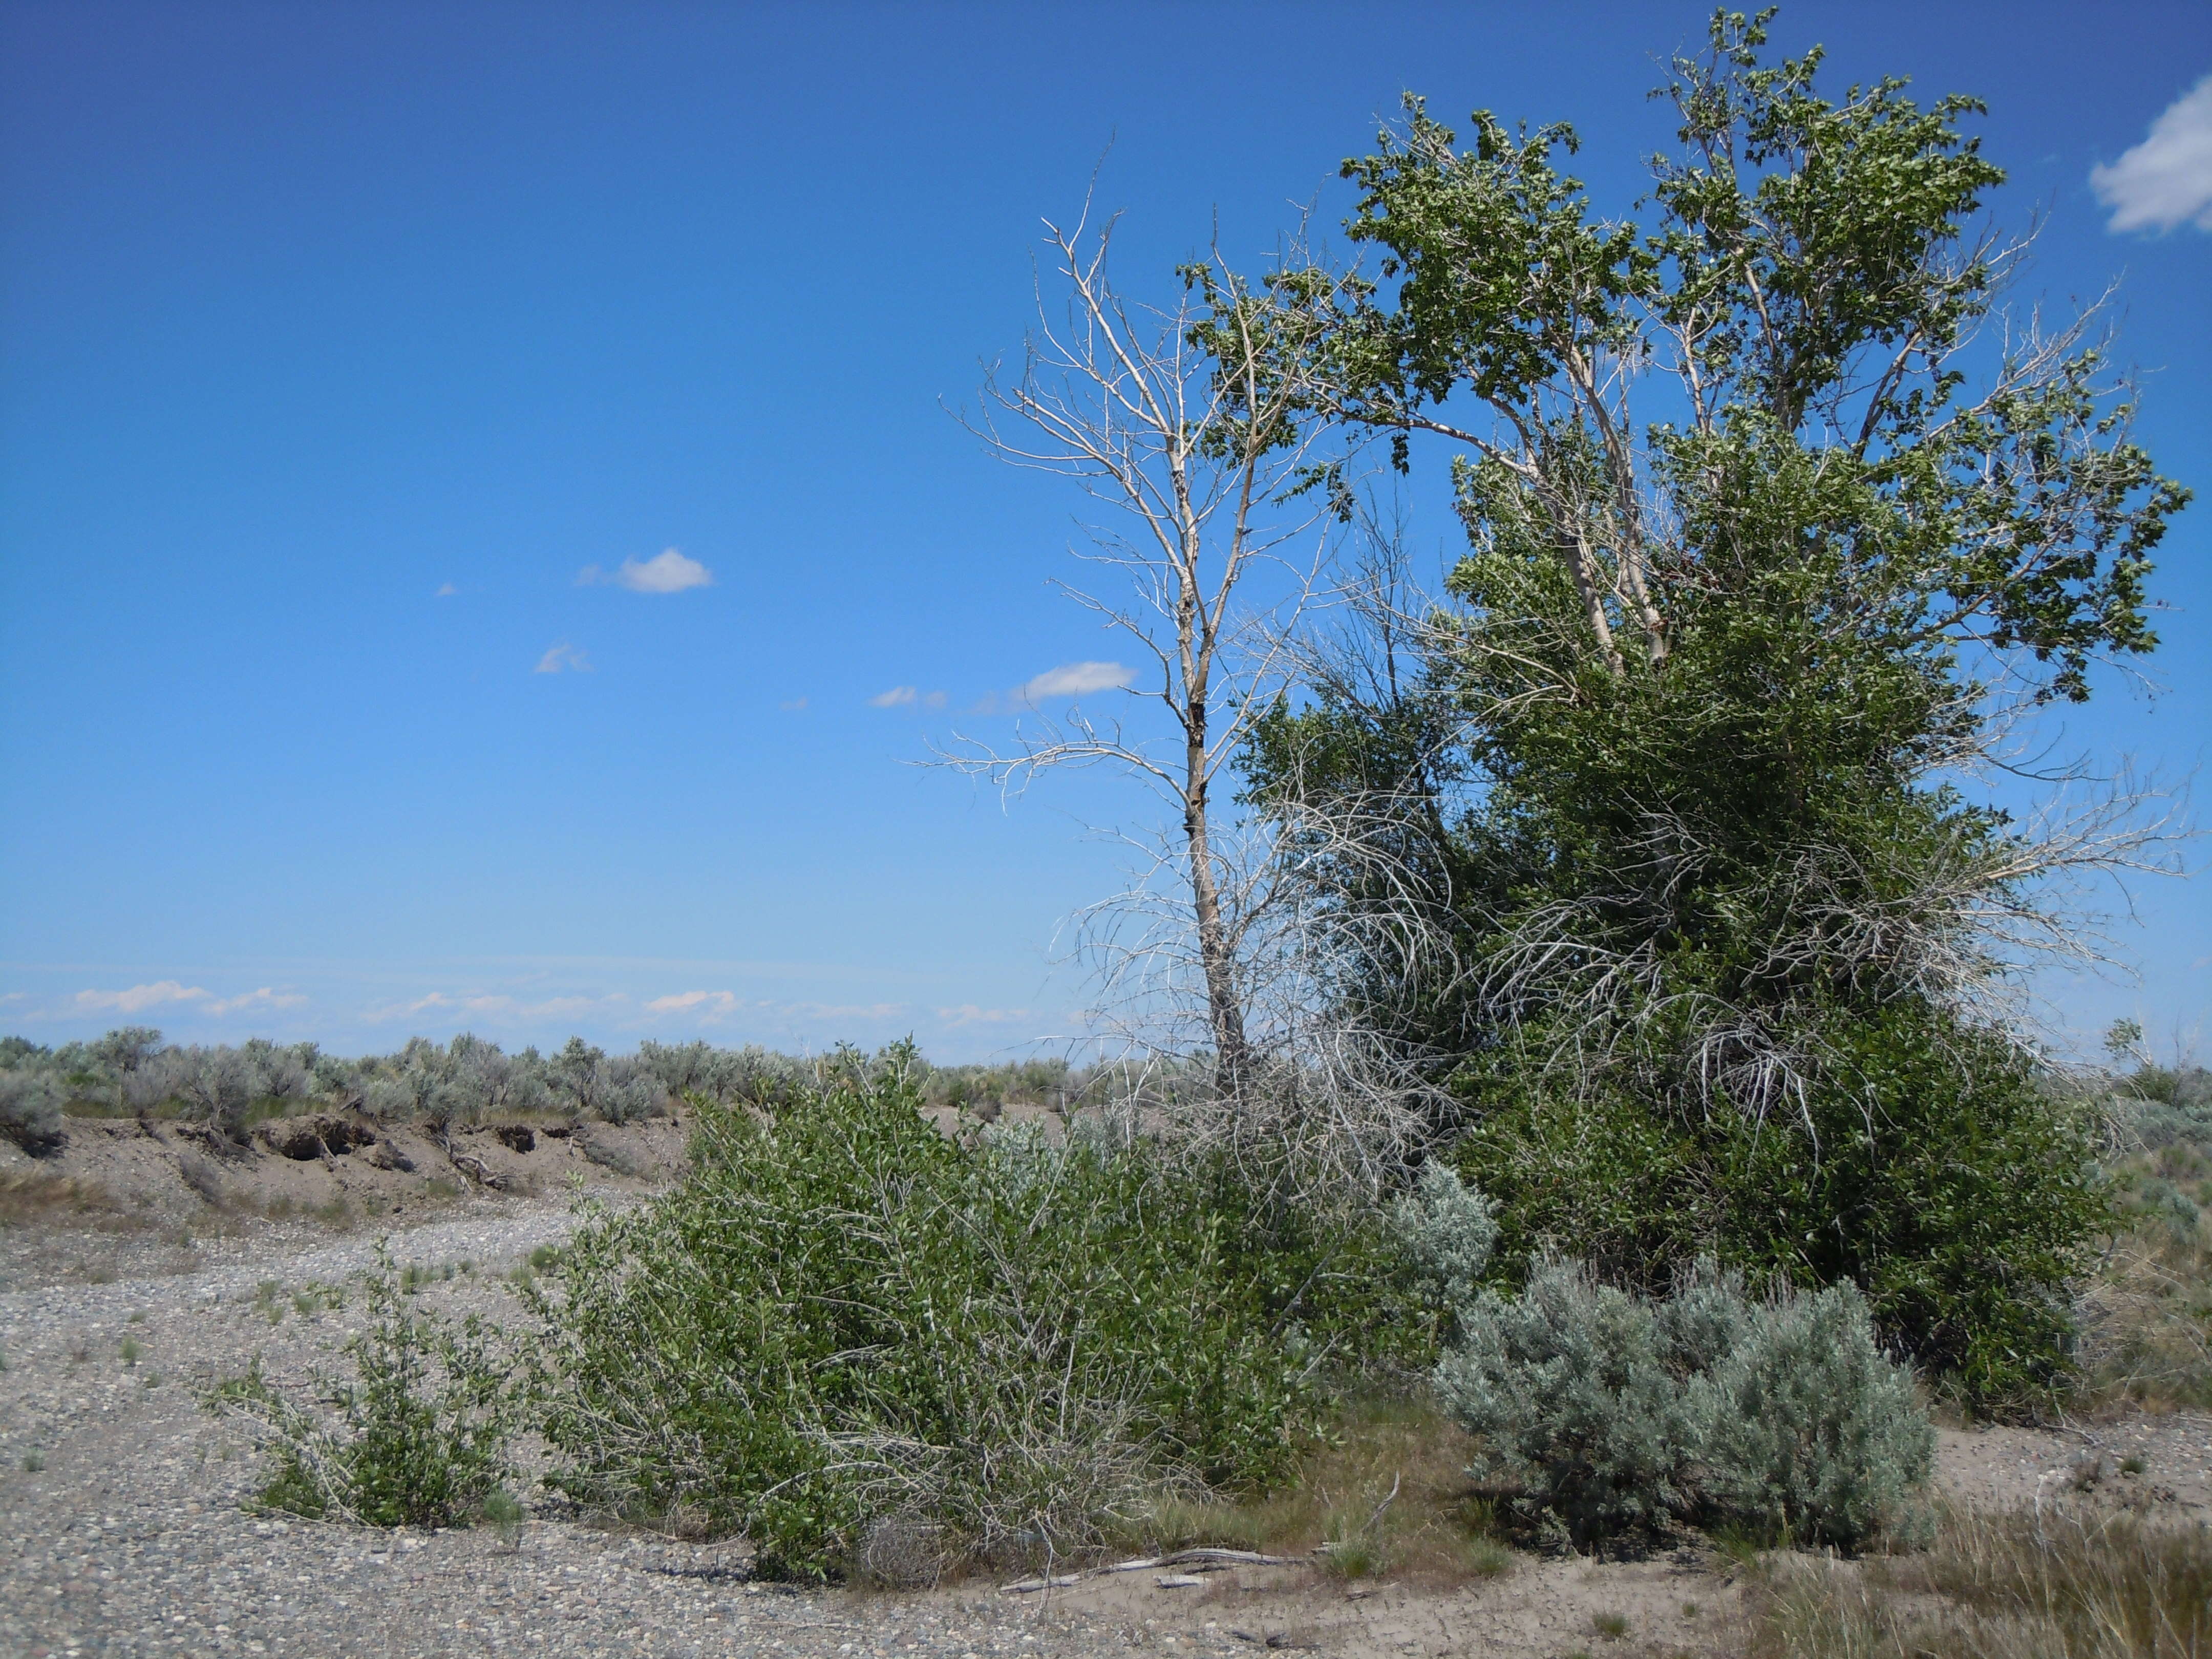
[
  {"xmin": 1698, "ymin": 1277, "xmax": 1934, "ymax": 1549},
  {"xmin": 546, "ymin": 1037, "xmax": 663, "ymax": 1124},
  {"xmin": 1405, "ymin": 1166, "xmax": 1933, "ymax": 1551},
  {"xmin": 206, "ymin": 1247, "xmax": 517, "ymax": 1527},
  {"xmin": 525, "ymin": 1046, "xmax": 1417, "ymax": 1579},
  {"xmin": 0, "ymin": 1064, "xmax": 67, "ymax": 1156}
]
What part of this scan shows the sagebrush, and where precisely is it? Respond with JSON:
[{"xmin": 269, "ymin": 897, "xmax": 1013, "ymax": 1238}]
[{"xmin": 1407, "ymin": 1165, "xmax": 1933, "ymax": 1550}]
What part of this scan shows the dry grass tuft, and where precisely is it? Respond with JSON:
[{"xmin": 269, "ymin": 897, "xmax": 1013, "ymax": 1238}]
[
  {"xmin": 0, "ymin": 1172, "xmax": 147, "ymax": 1231},
  {"xmin": 1751, "ymin": 1504, "xmax": 2212, "ymax": 1658},
  {"xmin": 1119, "ymin": 1394, "xmax": 1511, "ymax": 1585},
  {"xmin": 2078, "ymin": 1143, "xmax": 2212, "ymax": 1411}
]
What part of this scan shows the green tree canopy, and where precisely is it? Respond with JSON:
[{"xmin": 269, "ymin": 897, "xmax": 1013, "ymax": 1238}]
[{"xmin": 1240, "ymin": 10, "xmax": 2187, "ymax": 1402}]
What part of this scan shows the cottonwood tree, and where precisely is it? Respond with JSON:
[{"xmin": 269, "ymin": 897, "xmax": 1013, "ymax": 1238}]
[
  {"xmin": 954, "ymin": 205, "xmax": 1354, "ymax": 1101},
  {"xmin": 1240, "ymin": 10, "xmax": 2188, "ymax": 1397}
]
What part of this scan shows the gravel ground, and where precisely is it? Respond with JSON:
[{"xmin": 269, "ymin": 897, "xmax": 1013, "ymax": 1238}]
[
  {"xmin": 0, "ymin": 1197, "xmax": 1150, "ymax": 1659},
  {"xmin": 30, "ymin": 1185, "xmax": 2204, "ymax": 1659}
]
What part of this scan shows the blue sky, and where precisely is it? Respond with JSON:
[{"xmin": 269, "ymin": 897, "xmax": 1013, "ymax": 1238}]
[{"xmin": 3, "ymin": 1, "xmax": 2207, "ymax": 1063}]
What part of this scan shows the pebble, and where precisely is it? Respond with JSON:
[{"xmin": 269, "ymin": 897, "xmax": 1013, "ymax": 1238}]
[{"xmin": 0, "ymin": 1198, "xmax": 1154, "ymax": 1657}]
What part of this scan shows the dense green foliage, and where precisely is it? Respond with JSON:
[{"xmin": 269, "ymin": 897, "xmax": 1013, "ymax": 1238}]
[
  {"xmin": 1237, "ymin": 10, "xmax": 2183, "ymax": 1404},
  {"xmin": 527, "ymin": 1049, "xmax": 1421, "ymax": 1578},
  {"xmin": 1452, "ymin": 1010, "xmax": 2111, "ymax": 1400}
]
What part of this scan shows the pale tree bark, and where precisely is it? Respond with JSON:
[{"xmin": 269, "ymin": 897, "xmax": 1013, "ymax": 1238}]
[{"xmin": 944, "ymin": 203, "xmax": 1350, "ymax": 1101}]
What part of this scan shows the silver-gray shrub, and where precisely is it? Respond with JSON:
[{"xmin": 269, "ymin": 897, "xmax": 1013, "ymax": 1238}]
[
  {"xmin": 1400, "ymin": 1164, "xmax": 1933, "ymax": 1550},
  {"xmin": 359, "ymin": 1034, "xmax": 550, "ymax": 1128},
  {"xmin": 239, "ymin": 1039, "xmax": 311, "ymax": 1106},
  {"xmin": 0, "ymin": 1062, "xmax": 67, "ymax": 1155},
  {"xmin": 1696, "ymin": 1276, "xmax": 1933, "ymax": 1547},
  {"xmin": 1388, "ymin": 1158, "xmax": 1498, "ymax": 1314},
  {"xmin": 638, "ymin": 1039, "xmax": 811, "ymax": 1110},
  {"xmin": 168, "ymin": 1046, "xmax": 258, "ymax": 1140},
  {"xmin": 549, "ymin": 1037, "xmax": 663, "ymax": 1124},
  {"xmin": 1436, "ymin": 1258, "xmax": 1705, "ymax": 1546}
]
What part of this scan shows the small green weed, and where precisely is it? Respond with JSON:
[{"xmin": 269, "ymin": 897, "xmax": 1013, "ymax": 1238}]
[
  {"xmin": 482, "ymin": 1488, "xmax": 524, "ymax": 1525},
  {"xmin": 22, "ymin": 1450, "xmax": 45, "ymax": 1472},
  {"xmin": 205, "ymin": 1244, "xmax": 517, "ymax": 1528},
  {"xmin": 121, "ymin": 1337, "xmax": 141, "ymax": 1367},
  {"xmin": 1592, "ymin": 1611, "xmax": 1629, "ymax": 1640}
]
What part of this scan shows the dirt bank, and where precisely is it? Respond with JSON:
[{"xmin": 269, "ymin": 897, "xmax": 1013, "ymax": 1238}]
[{"xmin": 0, "ymin": 1111, "xmax": 688, "ymax": 1293}]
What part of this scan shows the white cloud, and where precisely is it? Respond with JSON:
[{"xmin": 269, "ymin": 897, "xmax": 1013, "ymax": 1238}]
[
  {"xmin": 207, "ymin": 987, "xmax": 309, "ymax": 1015},
  {"xmin": 435, "ymin": 582, "xmax": 457, "ymax": 597},
  {"xmin": 70, "ymin": 981, "xmax": 209, "ymax": 1014},
  {"xmin": 779, "ymin": 696, "xmax": 809, "ymax": 712},
  {"xmin": 1015, "ymin": 661, "xmax": 1133, "ymax": 704},
  {"xmin": 535, "ymin": 640, "xmax": 591, "ymax": 674},
  {"xmin": 2093, "ymin": 75, "xmax": 2212, "ymax": 232},
  {"xmin": 645, "ymin": 990, "xmax": 745, "ymax": 1020},
  {"xmin": 579, "ymin": 547, "xmax": 714, "ymax": 594},
  {"xmin": 869, "ymin": 685, "xmax": 919, "ymax": 708},
  {"xmin": 777, "ymin": 1001, "xmax": 907, "ymax": 1023},
  {"xmin": 365, "ymin": 990, "xmax": 626, "ymax": 1024},
  {"xmin": 934, "ymin": 1004, "xmax": 1032, "ymax": 1027}
]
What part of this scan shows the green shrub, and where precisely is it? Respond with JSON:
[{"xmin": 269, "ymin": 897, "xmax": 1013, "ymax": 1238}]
[
  {"xmin": 526, "ymin": 1048, "xmax": 1415, "ymax": 1579},
  {"xmin": 1454, "ymin": 1006, "xmax": 2109, "ymax": 1407},
  {"xmin": 206, "ymin": 1247, "xmax": 516, "ymax": 1527},
  {"xmin": 1408, "ymin": 1167, "xmax": 1932, "ymax": 1550}
]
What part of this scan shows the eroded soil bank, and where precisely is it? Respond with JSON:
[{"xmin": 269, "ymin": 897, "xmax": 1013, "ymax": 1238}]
[{"xmin": 0, "ymin": 1111, "xmax": 687, "ymax": 1291}]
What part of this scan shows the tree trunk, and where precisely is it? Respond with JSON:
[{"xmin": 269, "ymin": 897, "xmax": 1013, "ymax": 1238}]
[{"xmin": 1183, "ymin": 695, "xmax": 1248, "ymax": 1102}]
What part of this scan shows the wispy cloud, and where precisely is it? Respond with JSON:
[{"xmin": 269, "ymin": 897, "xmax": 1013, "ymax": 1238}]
[
  {"xmin": 535, "ymin": 641, "xmax": 591, "ymax": 674},
  {"xmin": 970, "ymin": 661, "xmax": 1137, "ymax": 713},
  {"xmin": 578, "ymin": 547, "xmax": 714, "ymax": 594},
  {"xmin": 70, "ymin": 981, "xmax": 209, "ymax": 1014},
  {"xmin": 435, "ymin": 582, "xmax": 457, "ymax": 597},
  {"xmin": 208, "ymin": 987, "xmax": 309, "ymax": 1015},
  {"xmin": 869, "ymin": 685, "xmax": 918, "ymax": 708},
  {"xmin": 779, "ymin": 696, "xmax": 809, "ymax": 712},
  {"xmin": 2093, "ymin": 74, "xmax": 2212, "ymax": 232},
  {"xmin": 778, "ymin": 1001, "xmax": 908, "ymax": 1023},
  {"xmin": 645, "ymin": 990, "xmax": 745, "ymax": 1020},
  {"xmin": 934, "ymin": 1004, "xmax": 1032, "ymax": 1028},
  {"xmin": 365, "ymin": 991, "xmax": 628, "ymax": 1024}
]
